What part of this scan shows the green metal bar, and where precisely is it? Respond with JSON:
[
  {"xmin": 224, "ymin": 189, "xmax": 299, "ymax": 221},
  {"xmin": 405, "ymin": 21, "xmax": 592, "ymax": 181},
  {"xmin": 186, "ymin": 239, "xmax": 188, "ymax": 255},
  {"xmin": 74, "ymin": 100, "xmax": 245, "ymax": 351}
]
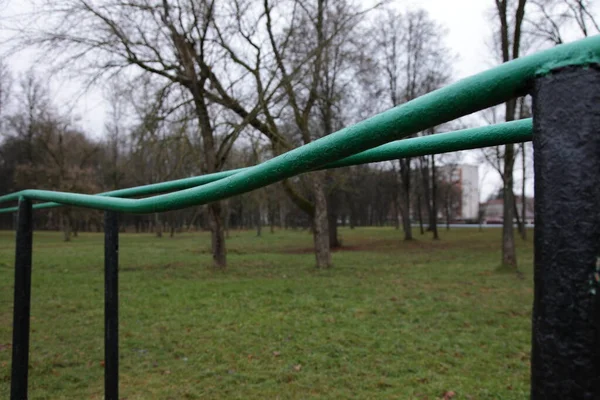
[
  {"xmin": 0, "ymin": 34, "xmax": 598, "ymax": 213},
  {"xmin": 5, "ymin": 169, "xmax": 243, "ymax": 212},
  {"xmin": 328, "ymin": 118, "xmax": 532, "ymax": 168},
  {"xmin": 0, "ymin": 120, "xmax": 532, "ymax": 214},
  {"xmin": 0, "ymin": 119, "xmax": 532, "ymax": 213}
]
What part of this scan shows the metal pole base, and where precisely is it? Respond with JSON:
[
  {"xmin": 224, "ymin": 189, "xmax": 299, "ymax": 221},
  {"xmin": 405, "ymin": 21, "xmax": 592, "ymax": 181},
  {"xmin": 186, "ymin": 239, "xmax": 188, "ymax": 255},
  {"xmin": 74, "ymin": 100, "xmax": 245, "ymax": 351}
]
[
  {"xmin": 11, "ymin": 198, "xmax": 33, "ymax": 400},
  {"xmin": 104, "ymin": 211, "xmax": 119, "ymax": 400},
  {"xmin": 531, "ymin": 66, "xmax": 600, "ymax": 398}
]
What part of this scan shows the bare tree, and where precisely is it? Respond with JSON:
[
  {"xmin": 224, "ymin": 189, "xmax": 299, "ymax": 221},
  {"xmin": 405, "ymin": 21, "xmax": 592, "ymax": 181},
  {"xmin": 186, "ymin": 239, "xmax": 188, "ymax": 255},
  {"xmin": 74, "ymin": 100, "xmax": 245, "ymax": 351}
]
[
  {"xmin": 376, "ymin": 8, "xmax": 453, "ymax": 241},
  {"xmin": 205, "ymin": 0, "xmax": 377, "ymax": 267},
  {"xmin": 491, "ymin": 0, "xmax": 527, "ymax": 268},
  {"xmin": 7, "ymin": 72, "xmax": 100, "ymax": 240},
  {"xmin": 527, "ymin": 0, "xmax": 599, "ymax": 44},
  {"xmin": 8, "ymin": 0, "xmax": 272, "ymax": 268},
  {"xmin": 126, "ymin": 80, "xmax": 197, "ymax": 238},
  {"xmin": 103, "ymin": 81, "xmax": 130, "ymax": 191},
  {"xmin": 0, "ymin": 62, "xmax": 10, "ymax": 129},
  {"xmin": 377, "ymin": 8, "xmax": 412, "ymax": 240}
]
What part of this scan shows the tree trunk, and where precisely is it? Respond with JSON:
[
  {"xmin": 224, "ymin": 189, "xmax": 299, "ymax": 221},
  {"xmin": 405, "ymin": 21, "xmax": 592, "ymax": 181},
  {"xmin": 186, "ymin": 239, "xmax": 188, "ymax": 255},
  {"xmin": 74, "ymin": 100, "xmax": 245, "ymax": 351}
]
[
  {"xmin": 445, "ymin": 195, "xmax": 451, "ymax": 231},
  {"xmin": 502, "ymin": 97, "xmax": 518, "ymax": 267},
  {"xmin": 328, "ymin": 208, "xmax": 340, "ymax": 248},
  {"xmin": 327, "ymin": 191, "xmax": 341, "ymax": 248},
  {"xmin": 312, "ymin": 172, "xmax": 331, "ymax": 268},
  {"xmin": 399, "ymin": 159, "xmax": 413, "ymax": 240},
  {"xmin": 495, "ymin": 0, "xmax": 525, "ymax": 268},
  {"xmin": 224, "ymin": 204, "xmax": 231, "ymax": 239},
  {"xmin": 279, "ymin": 204, "xmax": 286, "ymax": 229},
  {"xmin": 502, "ymin": 144, "xmax": 518, "ymax": 267},
  {"xmin": 417, "ymin": 193, "xmax": 424, "ymax": 235},
  {"xmin": 256, "ymin": 206, "xmax": 262, "ymax": 237},
  {"xmin": 521, "ymin": 142, "xmax": 527, "ymax": 240},
  {"xmin": 192, "ymin": 87, "xmax": 227, "ymax": 268},
  {"xmin": 400, "ymin": 204, "xmax": 413, "ymax": 241},
  {"xmin": 348, "ymin": 194, "xmax": 356, "ymax": 230},
  {"xmin": 209, "ymin": 201, "xmax": 227, "ymax": 268},
  {"xmin": 513, "ymin": 195, "xmax": 524, "ymax": 239},
  {"xmin": 393, "ymin": 197, "xmax": 400, "ymax": 230},
  {"xmin": 431, "ymin": 155, "xmax": 439, "ymax": 240},
  {"xmin": 154, "ymin": 213, "xmax": 162, "ymax": 238},
  {"xmin": 62, "ymin": 212, "xmax": 71, "ymax": 242},
  {"xmin": 420, "ymin": 157, "xmax": 434, "ymax": 230}
]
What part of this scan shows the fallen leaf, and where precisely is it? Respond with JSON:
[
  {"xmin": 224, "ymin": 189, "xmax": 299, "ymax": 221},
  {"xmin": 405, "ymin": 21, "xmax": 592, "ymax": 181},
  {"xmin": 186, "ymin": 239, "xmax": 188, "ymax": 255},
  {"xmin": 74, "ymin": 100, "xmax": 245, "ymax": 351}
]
[
  {"xmin": 99, "ymin": 360, "xmax": 105, "ymax": 368},
  {"xmin": 293, "ymin": 364, "xmax": 302, "ymax": 372},
  {"xmin": 442, "ymin": 391, "xmax": 456, "ymax": 399},
  {"xmin": 273, "ymin": 351, "xmax": 281, "ymax": 357}
]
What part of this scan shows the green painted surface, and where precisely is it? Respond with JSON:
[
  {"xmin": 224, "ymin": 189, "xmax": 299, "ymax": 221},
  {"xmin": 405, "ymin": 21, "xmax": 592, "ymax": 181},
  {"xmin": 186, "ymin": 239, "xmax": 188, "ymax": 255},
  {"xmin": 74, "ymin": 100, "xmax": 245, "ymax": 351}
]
[
  {"xmin": 0, "ymin": 34, "xmax": 598, "ymax": 214},
  {"xmin": 0, "ymin": 120, "xmax": 532, "ymax": 214}
]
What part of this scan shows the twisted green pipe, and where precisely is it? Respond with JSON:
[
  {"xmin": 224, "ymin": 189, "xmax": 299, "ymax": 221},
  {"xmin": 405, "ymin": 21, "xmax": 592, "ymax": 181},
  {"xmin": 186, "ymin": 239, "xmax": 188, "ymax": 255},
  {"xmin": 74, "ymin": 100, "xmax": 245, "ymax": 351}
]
[
  {"xmin": 0, "ymin": 35, "xmax": 598, "ymax": 213},
  {"xmin": 0, "ymin": 119, "xmax": 533, "ymax": 214},
  {"xmin": 1, "ymin": 119, "xmax": 532, "ymax": 214}
]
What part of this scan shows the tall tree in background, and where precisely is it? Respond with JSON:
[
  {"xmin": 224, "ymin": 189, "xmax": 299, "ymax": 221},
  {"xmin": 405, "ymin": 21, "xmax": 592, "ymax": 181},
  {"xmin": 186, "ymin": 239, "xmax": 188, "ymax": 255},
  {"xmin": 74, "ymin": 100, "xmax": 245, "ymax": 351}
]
[
  {"xmin": 265, "ymin": 0, "xmax": 331, "ymax": 265},
  {"xmin": 377, "ymin": 9, "xmax": 413, "ymax": 240},
  {"xmin": 209, "ymin": 0, "xmax": 375, "ymax": 267},
  {"xmin": 493, "ymin": 0, "xmax": 526, "ymax": 268},
  {"xmin": 376, "ymin": 8, "xmax": 453, "ymax": 241},
  {"xmin": 0, "ymin": 62, "xmax": 12, "ymax": 200},
  {"xmin": 6, "ymin": 72, "xmax": 100, "ymax": 240},
  {"xmin": 103, "ymin": 81, "xmax": 130, "ymax": 191},
  {"xmin": 528, "ymin": 0, "xmax": 599, "ymax": 44},
  {"xmin": 12, "ymin": 0, "xmax": 265, "ymax": 268},
  {"xmin": 0, "ymin": 62, "xmax": 9, "ymax": 129}
]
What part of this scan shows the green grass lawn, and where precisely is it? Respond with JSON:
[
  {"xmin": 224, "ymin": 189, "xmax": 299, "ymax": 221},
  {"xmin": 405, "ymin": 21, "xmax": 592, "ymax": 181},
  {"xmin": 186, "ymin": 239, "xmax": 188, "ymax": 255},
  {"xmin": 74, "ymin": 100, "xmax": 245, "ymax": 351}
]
[{"xmin": 0, "ymin": 227, "xmax": 533, "ymax": 399}]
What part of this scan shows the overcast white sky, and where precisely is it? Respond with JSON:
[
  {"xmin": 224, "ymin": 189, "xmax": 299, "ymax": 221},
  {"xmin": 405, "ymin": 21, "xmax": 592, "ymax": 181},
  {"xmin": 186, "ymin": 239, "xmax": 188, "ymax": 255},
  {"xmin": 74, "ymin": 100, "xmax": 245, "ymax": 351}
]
[
  {"xmin": 401, "ymin": 0, "xmax": 493, "ymax": 79},
  {"xmin": 2, "ymin": 0, "xmax": 495, "ymax": 130},
  {"xmin": 1, "ymin": 0, "xmax": 598, "ymax": 200}
]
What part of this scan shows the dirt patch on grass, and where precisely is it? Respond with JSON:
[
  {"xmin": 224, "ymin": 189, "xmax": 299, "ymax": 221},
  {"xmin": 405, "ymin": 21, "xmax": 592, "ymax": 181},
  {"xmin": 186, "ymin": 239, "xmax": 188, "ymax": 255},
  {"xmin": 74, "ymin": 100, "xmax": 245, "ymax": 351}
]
[
  {"xmin": 282, "ymin": 245, "xmax": 364, "ymax": 254},
  {"xmin": 279, "ymin": 238, "xmax": 455, "ymax": 254},
  {"xmin": 121, "ymin": 261, "xmax": 187, "ymax": 272}
]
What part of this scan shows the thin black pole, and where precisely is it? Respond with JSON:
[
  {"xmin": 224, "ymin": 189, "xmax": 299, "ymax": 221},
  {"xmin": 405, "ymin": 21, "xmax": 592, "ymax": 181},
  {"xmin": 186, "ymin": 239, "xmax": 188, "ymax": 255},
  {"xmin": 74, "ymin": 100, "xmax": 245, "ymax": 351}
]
[
  {"xmin": 531, "ymin": 66, "xmax": 600, "ymax": 398},
  {"xmin": 10, "ymin": 198, "xmax": 33, "ymax": 400},
  {"xmin": 104, "ymin": 211, "xmax": 119, "ymax": 400}
]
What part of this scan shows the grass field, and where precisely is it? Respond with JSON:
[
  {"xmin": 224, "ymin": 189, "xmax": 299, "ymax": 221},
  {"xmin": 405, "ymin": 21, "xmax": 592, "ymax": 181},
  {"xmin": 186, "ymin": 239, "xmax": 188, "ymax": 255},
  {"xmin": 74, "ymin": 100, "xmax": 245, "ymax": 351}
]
[{"xmin": 0, "ymin": 227, "xmax": 534, "ymax": 399}]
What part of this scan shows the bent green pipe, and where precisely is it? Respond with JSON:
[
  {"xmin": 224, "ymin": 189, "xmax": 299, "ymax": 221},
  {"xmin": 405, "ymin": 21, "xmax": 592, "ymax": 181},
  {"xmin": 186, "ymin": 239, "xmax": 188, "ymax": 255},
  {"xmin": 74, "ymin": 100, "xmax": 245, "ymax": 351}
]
[
  {"xmin": 0, "ymin": 119, "xmax": 532, "ymax": 214},
  {"xmin": 0, "ymin": 35, "xmax": 598, "ymax": 213}
]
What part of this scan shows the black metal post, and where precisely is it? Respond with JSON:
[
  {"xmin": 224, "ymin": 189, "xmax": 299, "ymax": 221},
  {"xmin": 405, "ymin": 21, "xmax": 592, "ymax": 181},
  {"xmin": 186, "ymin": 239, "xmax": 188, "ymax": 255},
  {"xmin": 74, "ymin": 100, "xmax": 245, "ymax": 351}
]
[
  {"xmin": 531, "ymin": 66, "xmax": 600, "ymax": 398},
  {"xmin": 104, "ymin": 211, "xmax": 119, "ymax": 400},
  {"xmin": 11, "ymin": 198, "xmax": 33, "ymax": 400}
]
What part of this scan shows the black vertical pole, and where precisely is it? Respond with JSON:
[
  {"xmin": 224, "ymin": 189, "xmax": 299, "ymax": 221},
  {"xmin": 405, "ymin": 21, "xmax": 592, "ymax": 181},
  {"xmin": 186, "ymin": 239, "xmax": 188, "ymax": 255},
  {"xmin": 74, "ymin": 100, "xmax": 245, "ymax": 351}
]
[
  {"xmin": 104, "ymin": 211, "xmax": 119, "ymax": 400},
  {"xmin": 531, "ymin": 66, "xmax": 600, "ymax": 398},
  {"xmin": 11, "ymin": 198, "xmax": 33, "ymax": 400}
]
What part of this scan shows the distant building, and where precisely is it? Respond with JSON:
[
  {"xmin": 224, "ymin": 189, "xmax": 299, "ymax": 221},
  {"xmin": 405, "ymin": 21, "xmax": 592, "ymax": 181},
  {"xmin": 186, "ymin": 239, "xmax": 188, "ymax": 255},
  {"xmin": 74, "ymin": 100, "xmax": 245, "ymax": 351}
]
[
  {"xmin": 439, "ymin": 164, "xmax": 479, "ymax": 221},
  {"xmin": 483, "ymin": 196, "xmax": 534, "ymax": 224}
]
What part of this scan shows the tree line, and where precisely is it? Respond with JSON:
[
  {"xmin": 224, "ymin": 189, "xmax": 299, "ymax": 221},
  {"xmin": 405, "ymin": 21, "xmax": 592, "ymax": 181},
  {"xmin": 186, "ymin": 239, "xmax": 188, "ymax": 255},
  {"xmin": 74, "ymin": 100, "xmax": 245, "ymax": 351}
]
[{"xmin": 0, "ymin": 0, "xmax": 597, "ymax": 270}]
